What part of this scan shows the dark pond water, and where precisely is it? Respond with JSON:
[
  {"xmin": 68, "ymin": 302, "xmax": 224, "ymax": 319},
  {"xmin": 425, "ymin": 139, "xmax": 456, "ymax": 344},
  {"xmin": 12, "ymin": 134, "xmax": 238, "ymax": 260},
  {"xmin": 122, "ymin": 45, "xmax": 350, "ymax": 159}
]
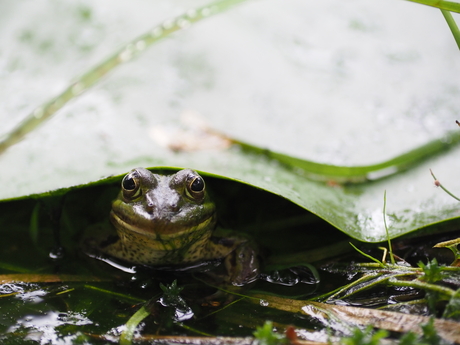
[{"xmin": 0, "ymin": 175, "xmax": 457, "ymax": 344}]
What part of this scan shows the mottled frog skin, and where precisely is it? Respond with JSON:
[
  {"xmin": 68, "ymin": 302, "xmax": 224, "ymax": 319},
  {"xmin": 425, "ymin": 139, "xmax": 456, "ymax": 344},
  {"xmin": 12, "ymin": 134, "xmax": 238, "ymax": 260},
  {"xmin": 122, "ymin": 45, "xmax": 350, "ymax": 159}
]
[{"xmin": 98, "ymin": 168, "xmax": 258, "ymax": 286}]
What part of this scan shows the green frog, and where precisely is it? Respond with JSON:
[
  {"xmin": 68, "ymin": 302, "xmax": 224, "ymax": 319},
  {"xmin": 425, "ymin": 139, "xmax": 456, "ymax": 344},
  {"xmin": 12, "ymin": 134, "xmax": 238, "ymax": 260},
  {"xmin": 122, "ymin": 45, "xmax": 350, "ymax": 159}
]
[{"xmin": 96, "ymin": 168, "xmax": 259, "ymax": 287}]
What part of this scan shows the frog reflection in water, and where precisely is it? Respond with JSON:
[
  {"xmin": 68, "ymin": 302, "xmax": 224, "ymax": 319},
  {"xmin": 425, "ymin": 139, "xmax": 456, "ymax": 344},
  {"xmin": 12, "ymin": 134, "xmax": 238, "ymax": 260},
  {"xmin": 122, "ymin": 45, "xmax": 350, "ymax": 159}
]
[{"xmin": 97, "ymin": 168, "xmax": 259, "ymax": 287}]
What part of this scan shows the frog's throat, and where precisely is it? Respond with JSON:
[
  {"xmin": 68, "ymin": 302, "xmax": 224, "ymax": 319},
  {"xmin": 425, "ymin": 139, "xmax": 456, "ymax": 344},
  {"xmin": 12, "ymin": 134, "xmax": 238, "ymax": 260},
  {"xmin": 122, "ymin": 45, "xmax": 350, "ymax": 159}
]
[{"xmin": 109, "ymin": 211, "xmax": 215, "ymax": 239}]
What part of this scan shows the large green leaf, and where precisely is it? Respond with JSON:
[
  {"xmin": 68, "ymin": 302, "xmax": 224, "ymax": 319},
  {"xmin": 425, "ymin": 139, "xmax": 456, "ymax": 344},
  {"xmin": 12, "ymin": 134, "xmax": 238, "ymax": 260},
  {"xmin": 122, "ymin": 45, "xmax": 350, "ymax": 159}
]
[
  {"xmin": 1, "ymin": 0, "xmax": 460, "ymax": 243},
  {"xmin": 2, "ymin": 140, "xmax": 460, "ymax": 243}
]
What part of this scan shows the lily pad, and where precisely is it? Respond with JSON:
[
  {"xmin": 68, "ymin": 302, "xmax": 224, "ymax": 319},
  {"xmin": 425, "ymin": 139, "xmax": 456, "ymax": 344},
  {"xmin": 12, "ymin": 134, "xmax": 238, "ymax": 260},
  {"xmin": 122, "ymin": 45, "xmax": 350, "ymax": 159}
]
[{"xmin": 0, "ymin": 0, "xmax": 460, "ymax": 243}]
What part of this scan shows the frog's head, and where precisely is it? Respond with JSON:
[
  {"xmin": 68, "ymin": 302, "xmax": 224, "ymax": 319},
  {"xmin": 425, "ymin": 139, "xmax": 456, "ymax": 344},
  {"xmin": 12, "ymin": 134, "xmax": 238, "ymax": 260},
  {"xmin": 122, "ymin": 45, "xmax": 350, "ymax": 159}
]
[{"xmin": 110, "ymin": 168, "xmax": 216, "ymax": 240}]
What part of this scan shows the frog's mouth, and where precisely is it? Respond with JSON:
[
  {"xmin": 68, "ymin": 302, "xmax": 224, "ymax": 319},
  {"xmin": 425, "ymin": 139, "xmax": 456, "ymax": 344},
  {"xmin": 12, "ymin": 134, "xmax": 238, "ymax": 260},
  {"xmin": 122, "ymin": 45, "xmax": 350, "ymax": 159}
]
[{"xmin": 109, "ymin": 210, "xmax": 216, "ymax": 239}]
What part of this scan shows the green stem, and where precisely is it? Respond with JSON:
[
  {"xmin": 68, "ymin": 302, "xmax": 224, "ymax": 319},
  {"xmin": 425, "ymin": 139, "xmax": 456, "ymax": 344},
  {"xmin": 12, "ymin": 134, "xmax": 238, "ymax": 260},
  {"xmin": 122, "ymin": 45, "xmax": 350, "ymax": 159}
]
[
  {"xmin": 338, "ymin": 272, "xmax": 416, "ymax": 300},
  {"xmin": 388, "ymin": 277, "xmax": 455, "ymax": 298},
  {"xmin": 318, "ymin": 273, "xmax": 379, "ymax": 301},
  {"xmin": 83, "ymin": 285, "xmax": 145, "ymax": 303},
  {"xmin": 180, "ymin": 323, "xmax": 213, "ymax": 336},
  {"xmin": 430, "ymin": 169, "xmax": 460, "ymax": 202},
  {"xmin": 404, "ymin": 0, "xmax": 460, "ymax": 13},
  {"xmin": 349, "ymin": 242, "xmax": 384, "ymax": 267},
  {"xmin": 356, "ymin": 262, "xmax": 422, "ymax": 272},
  {"xmin": 441, "ymin": 9, "xmax": 460, "ymax": 49},
  {"xmin": 377, "ymin": 298, "xmax": 426, "ymax": 310},
  {"xmin": 383, "ymin": 191, "xmax": 395, "ymax": 265},
  {"xmin": 0, "ymin": 0, "xmax": 249, "ymax": 155}
]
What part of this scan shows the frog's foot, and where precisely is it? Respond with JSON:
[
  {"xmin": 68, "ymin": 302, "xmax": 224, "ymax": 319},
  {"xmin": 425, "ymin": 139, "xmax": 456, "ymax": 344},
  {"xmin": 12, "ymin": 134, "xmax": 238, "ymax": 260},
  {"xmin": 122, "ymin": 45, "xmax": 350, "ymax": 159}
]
[
  {"xmin": 224, "ymin": 241, "xmax": 259, "ymax": 287},
  {"xmin": 203, "ymin": 236, "xmax": 260, "ymax": 285},
  {"xmin": 198, "ymin": 241, "xmax": 260, "ymax": 304}
]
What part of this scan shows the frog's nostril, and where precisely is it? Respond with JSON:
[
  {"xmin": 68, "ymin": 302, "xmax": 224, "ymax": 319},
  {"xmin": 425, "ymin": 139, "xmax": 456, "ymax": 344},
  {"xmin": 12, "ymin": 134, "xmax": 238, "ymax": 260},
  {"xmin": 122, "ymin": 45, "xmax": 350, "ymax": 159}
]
[
  {"xmin": 170, "ymin": 203, "xmax": 180, "ymax": 212},
  {"xmin": 147, "ymin": 202, "xmax": 155, "ymax": 213}
]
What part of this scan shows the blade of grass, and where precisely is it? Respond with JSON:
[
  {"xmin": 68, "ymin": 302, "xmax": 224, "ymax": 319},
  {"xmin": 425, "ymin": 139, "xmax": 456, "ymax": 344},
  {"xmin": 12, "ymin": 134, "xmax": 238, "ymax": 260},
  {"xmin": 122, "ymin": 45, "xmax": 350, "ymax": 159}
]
[
  {"xmin": 120, "ymin": 305, "xmax": 151, "ymax": 345},
  {"xmin": 383, "ymin": 191, "xmax": 395, "ymax": 265},
  {"xmin": 83, "ymin": 285, "xmax": 146, "ymax": 303},
  {"xmin": 349, "ymin": 242, "xmax": 385, "ymax": 267},
  {"xmin": 441, "ymin": 9, "xmax": 460, "ymax": 49}
]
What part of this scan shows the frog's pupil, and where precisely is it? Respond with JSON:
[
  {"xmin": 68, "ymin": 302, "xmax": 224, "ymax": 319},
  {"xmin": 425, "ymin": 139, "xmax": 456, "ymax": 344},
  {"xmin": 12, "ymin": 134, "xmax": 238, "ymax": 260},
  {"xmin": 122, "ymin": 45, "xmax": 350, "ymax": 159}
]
[
  {"xmin": 191, "ymin": 177, "xmax": 204, "ymax": 192},
  {"xmin": 123, "ymin": 176, "xmax": 136, "ymax": 191}
]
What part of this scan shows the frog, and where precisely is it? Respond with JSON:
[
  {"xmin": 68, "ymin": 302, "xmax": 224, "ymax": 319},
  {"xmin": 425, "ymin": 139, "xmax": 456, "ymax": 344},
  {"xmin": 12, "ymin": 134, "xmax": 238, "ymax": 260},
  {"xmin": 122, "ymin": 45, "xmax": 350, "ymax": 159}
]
[{"xmin": 94, "ymin": 167, "xmax": 259, "ymax": 287}]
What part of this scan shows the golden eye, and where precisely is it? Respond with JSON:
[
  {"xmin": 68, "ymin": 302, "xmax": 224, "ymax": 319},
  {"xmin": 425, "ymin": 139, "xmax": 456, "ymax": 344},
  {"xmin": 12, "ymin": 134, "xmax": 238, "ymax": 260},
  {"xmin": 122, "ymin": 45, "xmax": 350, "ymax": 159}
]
[
  {"xmin": 186, "ymin": 175, "xmax": 205, "ymax": 201},
  {"xmin": 121, "ymin": 171, "xmax": 141, "ymax": 199}
]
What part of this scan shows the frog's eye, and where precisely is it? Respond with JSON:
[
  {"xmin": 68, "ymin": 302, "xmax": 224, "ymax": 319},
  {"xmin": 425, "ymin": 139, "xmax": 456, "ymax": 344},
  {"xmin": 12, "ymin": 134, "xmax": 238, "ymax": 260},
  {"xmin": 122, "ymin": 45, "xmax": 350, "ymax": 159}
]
[
  {"xmin": 122, "ymin": 176, "xmax": 136, "ymax": 190},
  {"xmin": 190, "ymin": 177, "xmax": 205, "ymax": 192},
  {"xmin": 185, "ymin": 175, "xmax": 205, "ymax": 201},
  {"xmin": 121, "ymin": 172, "xmax": 141, "ymax": 199}
]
